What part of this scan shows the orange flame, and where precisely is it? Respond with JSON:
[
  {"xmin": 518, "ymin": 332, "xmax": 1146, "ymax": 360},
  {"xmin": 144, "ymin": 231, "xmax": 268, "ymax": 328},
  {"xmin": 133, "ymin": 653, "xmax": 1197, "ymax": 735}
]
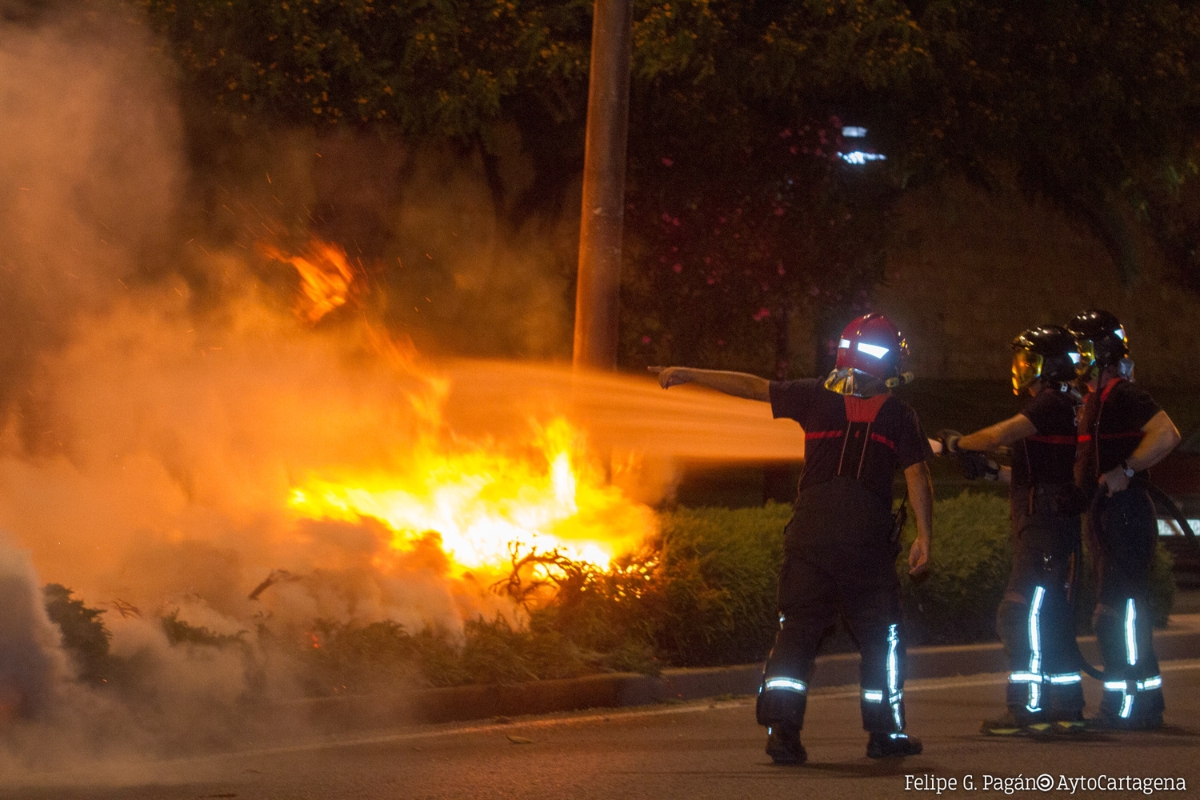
[
  {"xmin": 252, "ymin": 240, "xmax": 658, "ymax": 584},
  {"xmin": 260, "ymin": 240, "xmax": 357, "ymax": 323},
  {"xmin": 287, "ymin": 418, "xmax": 655, "ymax": 572}
]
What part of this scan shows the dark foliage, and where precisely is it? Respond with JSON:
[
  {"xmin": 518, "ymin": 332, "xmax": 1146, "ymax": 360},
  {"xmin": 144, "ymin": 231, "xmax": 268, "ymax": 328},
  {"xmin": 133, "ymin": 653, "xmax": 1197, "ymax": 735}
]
[
  {"xmin": 136, "ymin": 0, "xmax": 1200, "ymax": 368},
  {"xmin": 42, "ymin": 583, "xmax": 111, "ymax": 684},
  {"xmin": 161, "ymin": 609, "xmax": 247, "ymax": 647}
]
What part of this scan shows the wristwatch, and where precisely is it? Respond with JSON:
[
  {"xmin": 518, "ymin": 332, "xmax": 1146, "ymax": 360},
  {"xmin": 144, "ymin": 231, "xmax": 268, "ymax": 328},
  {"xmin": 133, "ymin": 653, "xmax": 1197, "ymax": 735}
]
[{"xmin": 1120, "ymin": 459, "xmax": 1135, "ymax": 478}]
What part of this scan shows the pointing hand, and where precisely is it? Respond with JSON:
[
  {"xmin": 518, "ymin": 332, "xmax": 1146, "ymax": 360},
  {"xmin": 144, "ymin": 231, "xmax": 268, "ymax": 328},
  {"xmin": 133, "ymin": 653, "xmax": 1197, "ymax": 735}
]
[{"xmin": 649, "ymin": 366, "xmax": 692, "ymax": 389}]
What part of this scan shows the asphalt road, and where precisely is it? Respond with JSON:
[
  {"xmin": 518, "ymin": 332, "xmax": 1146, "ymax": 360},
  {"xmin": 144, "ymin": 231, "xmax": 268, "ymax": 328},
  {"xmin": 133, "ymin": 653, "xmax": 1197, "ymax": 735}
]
[{"xmin": 6, "ymin": 660, "xmax": 1200, "ymax": 800}]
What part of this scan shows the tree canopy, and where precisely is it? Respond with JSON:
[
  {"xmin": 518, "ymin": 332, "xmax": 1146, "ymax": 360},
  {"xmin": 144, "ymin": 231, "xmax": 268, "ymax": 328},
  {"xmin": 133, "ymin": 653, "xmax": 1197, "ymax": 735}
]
[{"xmin": 139, "ymin": 0, "xmax": 1200, "ymax": 367}]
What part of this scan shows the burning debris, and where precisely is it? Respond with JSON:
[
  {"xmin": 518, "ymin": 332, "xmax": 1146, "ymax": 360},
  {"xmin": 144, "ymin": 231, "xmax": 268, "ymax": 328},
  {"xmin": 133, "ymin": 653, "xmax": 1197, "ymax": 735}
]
[
  {"xmin": 247, "ymin": 569, "xmax": 302, "ymax": 602},
  {"xmin": 107, "ymin": 599, "xmax": 142, "ymax": 619},
  {"xmin": 259, "ymin": 240, "xmax": 360, "ymax": 323}
]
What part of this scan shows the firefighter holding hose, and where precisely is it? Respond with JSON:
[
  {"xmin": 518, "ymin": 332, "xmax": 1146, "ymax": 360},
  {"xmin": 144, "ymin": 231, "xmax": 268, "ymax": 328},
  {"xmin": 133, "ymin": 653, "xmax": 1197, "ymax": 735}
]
[
  {"xmin": 656, "ymin": 313, "xmax": 933, "ymax": 764},
  {"xmin": 940, "ymin": 326, "xmax": 1089, "ymax": 736}
]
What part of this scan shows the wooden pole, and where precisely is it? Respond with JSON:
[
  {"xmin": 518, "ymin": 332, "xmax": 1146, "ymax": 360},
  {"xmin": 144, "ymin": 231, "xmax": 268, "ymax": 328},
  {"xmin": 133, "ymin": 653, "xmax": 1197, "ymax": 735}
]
[{"xmin": 572, "ymin": 0, "xmax": 632, "ymax": 370}]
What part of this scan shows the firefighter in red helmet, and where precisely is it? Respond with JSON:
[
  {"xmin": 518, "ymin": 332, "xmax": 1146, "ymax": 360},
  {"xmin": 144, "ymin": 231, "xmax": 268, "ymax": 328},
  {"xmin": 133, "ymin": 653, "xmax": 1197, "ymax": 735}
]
[{"xmin": 655, "ymin": 313, "xmax": 934, "ymax": 764}]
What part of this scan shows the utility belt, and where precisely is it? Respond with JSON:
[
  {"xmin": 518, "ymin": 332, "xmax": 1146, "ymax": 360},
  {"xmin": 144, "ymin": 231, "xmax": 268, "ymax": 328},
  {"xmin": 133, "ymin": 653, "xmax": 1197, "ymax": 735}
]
[
  {"xmin": 1011, "ymin": 482, "xmax": 1081, "ymax": 553},
  {"xmin": 1013, "ymin": 482, "xmax": 1085, "ymax": 518}
]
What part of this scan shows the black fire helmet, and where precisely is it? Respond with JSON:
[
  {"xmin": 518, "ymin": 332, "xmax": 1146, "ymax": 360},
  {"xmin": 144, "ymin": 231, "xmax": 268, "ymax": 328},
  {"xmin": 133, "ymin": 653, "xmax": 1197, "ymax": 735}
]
[
  {"xmin": 1011, "ymin": 325, "xmax": 1084, "ymax": 395},
  {"xmin": 1066, "ymin": 309, "xmax": 1129, "ymax": 379}
]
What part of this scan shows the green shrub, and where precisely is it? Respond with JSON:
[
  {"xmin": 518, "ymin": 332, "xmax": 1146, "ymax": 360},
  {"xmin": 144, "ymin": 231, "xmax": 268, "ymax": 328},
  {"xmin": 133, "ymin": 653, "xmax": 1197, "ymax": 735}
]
[
  {"xmin": 161, "ymin": 610, "xmax": 246, "ymax": 647},
  {"xmin": 483, "ymin": 503, "xmax": 792, "ymax": 674},
  {"xmin": 300, "ymin": 615, "xmax": 611, "ymax": 693},
  {"xmin": 458, "ymin": 616, "xmax": 587, "ymax": 684},
  {"xmin": 43, "ymin": 584, "xmax": 112, "ymax": 684},
  {"xmin": 896, "ymin": 492, "xmax": 1012, "ymax": 645},
  {"xmin": 1148, "ymin": 547, "xmax": 1176, "ymax": 628},
  {"xmin": 513, "ymin": 551, "xmax": 661, "ymax": 675},
  {"xmin": 645, "ymin": 503, "xmax": 790, "ymax": 666},
  {"xmin": 301, "ymin": 619, "xmax": 424, "ymax": 694}
]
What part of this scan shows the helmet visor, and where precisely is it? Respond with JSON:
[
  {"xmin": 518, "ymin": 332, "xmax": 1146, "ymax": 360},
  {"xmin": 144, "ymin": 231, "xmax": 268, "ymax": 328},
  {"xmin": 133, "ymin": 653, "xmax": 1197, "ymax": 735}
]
[
  {"xmin": 1074, "ymin": 339, "xmax": 1096, "ymax": 380},
  {"xmin": 1011, "ymin": 349, "xmax": 1043, "ymax": 395},
  {"xmin": 824, "ymin": 367, "xmax": 888, "ymax": 398}
]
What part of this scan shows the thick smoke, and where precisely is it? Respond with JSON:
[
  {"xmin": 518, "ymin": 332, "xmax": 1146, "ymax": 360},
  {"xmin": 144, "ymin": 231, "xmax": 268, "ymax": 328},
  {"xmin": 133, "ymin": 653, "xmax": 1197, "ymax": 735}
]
[
  {"xmin": 0, "ymin": 1, "xmax": 804, "ymax": 777},
  {"xmin": 0, "ymin": 541, "xmax": 67, "ymax": 722},
  {"xmin": 0, "ymin": 3, "xmax": 182, "ymax": 414},
  {"xmin": 0, "ymin": 2, "xmax": 523, "ymax": 772}
]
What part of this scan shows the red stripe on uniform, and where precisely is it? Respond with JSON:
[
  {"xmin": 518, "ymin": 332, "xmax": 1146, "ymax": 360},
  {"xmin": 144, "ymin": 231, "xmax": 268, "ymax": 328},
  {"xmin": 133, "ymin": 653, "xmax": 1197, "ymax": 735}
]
[
  {"xmin": 805, "ymin": 430, "xmax": 843, "ymax": 440},
  {"xmin": 870, "ymin": 432, "xmax": 897, "ymax": 451}
]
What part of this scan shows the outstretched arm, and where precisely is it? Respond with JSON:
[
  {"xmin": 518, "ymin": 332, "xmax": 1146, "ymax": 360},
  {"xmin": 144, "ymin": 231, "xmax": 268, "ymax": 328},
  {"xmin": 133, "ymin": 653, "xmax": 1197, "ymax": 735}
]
[
  {"xmin": 957, "ymin": 414, "xmax": 1036, "ymax": 452},
  {"xmin": 938, "ymin": 416, "xmax": 1026, "ymax": 484},
  {"xmin": 904, "ymin": 460, "xmax": 934, "ymax": 576},
  {"xmin": 652, "ymin": 367, "xmax": 771, "ymax": 402}
]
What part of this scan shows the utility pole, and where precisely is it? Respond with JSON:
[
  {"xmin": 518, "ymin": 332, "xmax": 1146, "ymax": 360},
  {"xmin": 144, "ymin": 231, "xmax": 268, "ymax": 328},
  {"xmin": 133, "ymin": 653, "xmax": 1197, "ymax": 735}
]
[{"xmin": 572, "ymin": 0, "xmax": 633, "ymax": 370}]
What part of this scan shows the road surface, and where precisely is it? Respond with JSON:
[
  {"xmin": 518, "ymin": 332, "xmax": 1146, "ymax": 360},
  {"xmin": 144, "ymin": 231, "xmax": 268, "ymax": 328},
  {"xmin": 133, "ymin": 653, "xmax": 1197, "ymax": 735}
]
[{"xmin": 6, "ymin": 660, "xmax": 1200, "ymax": 800}]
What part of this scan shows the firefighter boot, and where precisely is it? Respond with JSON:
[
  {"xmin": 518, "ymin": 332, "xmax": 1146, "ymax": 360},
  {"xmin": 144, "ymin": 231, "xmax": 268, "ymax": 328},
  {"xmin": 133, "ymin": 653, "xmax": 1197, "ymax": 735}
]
[
  {"xmin": 765, "ymin": 724, "xmax": 806, "ymax": 765},
  {"xmin": 866, "ymin": 732, "xmax": 923, "ymax": 759}
]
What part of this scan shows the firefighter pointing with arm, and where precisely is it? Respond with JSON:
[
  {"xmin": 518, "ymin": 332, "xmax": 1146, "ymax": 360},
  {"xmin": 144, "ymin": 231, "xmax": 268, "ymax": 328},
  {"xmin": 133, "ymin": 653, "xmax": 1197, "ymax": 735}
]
[{"xmin": 657, "ymin": 313, "xmax": 933, "ymax": 764}]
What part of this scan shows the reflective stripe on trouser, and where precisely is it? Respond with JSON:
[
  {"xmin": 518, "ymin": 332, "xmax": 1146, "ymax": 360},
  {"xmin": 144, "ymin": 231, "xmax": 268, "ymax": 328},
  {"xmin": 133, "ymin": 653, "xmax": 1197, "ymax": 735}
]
[
  {"xmin": 1088, "ymin": 489, "xmax": 1163, "ymax": 722},
  {"xmin": 998, "ymin": 586, "xmax": 1083, "ymax": 720},
  {"xmin": 758, "ymin": 618, "xmax": 907, "ymax": 733},
  {"xmin": 759, "ymin": 479, "xmax": 906, "ymax": 733},
  {"xmin": 858, "ymin": 623, "xmax": 906, "ymax": 733},
  {"xmin": 1097, "ymin": 598, "xmax": 1164, "ymax": 721},
  {"xmin": 997, "ymin": 513, "xmax": 1084, "ymax": 723},
  {"xmin": 756, "ymin": 674, "xmax": 808, "ymax": 728}
]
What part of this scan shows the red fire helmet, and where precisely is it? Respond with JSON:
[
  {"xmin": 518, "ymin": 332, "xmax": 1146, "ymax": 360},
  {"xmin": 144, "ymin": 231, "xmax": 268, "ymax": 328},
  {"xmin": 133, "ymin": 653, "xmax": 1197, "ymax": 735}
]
[{"xmin": 825, "ymin": 313, "xmax": 911, "ymax": 396}]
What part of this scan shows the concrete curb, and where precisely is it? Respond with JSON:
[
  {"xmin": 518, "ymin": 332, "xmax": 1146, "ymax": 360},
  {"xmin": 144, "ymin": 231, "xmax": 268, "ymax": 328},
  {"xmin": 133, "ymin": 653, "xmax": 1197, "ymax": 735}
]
[{"xmin": 285, "ymin": 614, "xmax": 1200, "ymax": 731}]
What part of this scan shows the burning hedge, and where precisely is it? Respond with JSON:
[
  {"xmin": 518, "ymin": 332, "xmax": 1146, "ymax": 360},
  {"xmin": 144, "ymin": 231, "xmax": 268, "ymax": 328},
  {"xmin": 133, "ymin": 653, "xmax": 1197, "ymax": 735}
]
[{"xmin": 37, "ymin": 493, "xmax": 1175, "ymax": 705}]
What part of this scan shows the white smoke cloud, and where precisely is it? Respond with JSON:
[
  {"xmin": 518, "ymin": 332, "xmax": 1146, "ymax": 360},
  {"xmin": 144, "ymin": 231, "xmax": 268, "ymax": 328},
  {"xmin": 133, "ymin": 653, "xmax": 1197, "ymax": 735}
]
[
  {"xmin": 0, "ymin": 539, "xmax": 67, "ymax": 722},
  {"xmin": 0, "ymin": 2, "xmax": 511, "ymax": 774},
  {"xmin": 0, "ymin": 2, "xmax": 803, "ymax": 782}
]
